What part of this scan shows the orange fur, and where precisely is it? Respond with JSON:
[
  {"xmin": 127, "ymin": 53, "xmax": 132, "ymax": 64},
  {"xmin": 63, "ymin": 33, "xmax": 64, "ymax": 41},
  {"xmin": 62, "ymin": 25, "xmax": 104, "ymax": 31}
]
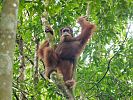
[{"xmin": 38, "ymin": 16, "xmax": 96, "ymax": 88}]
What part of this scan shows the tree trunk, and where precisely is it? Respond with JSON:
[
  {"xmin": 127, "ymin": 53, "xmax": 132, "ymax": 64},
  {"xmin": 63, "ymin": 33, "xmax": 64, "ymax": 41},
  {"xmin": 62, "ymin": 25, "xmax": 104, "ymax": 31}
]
[
  {"xmin": 34, "ymin": 38, "xmax": 39, "ymax": 85},
  {"xmin": 0, "ymin": 0, "xmax": 19, "ymax": 100},
  {"xmin": 18, "ymin": 37, "xmax": 26, "ymax": 100}
]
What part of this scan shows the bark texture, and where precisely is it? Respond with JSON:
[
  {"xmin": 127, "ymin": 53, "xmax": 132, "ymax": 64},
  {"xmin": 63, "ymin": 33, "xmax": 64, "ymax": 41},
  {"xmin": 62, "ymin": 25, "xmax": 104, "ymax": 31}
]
[{"xmin": 0, "ymin": 0, "xmax": 19, "ymax": 100}]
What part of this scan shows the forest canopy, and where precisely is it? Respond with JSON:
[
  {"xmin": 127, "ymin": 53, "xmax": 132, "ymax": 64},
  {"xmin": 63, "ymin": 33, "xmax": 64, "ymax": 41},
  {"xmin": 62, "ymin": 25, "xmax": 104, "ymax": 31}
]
[{"xmin": 0, "ymin": 0, "xmax": 133, "ymax": 100}]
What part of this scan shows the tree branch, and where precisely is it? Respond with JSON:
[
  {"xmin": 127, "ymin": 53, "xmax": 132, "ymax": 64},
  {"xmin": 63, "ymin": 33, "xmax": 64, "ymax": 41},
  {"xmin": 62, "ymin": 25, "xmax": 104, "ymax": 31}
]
[{"xmin": 88, "ymin": 23, "xmax": 130, "ymax": 91}]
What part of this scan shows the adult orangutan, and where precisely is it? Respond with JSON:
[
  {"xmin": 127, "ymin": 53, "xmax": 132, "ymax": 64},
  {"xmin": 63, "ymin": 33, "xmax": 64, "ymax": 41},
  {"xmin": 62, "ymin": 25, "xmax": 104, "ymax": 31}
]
[{"xmin": 38, "ymin": 16, "xmax": 96, "ymax": 88}]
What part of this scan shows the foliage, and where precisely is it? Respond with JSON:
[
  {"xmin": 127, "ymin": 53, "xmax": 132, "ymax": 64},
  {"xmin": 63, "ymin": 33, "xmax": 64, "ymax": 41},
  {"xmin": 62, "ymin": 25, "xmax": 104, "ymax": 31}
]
[{"xmin": 1, "ymin": 0, "xmax": 133, "ymax": 99}]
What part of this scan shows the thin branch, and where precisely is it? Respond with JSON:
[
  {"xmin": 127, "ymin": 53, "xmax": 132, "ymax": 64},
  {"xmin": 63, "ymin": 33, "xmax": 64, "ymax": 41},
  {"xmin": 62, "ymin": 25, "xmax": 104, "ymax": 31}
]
[
  {"xmin": 86, "ymin": 1, "xmax": 90, "ymax": 18},
  {"xmin": 88, "ymin": 23, "xmax": 130, "ymax": 91},
  {"xmin": 33, "ymin": 37, "xmax": 39, "ymax": 84},
  {"xmin": 13, "ymin": 90, "xmax": 19, "ymax": 100},
  {"xmin": 13, "ymin": 83, "xmax": 29, "ymax": 95},
  {"xmin": 25, "ymin": 55, "xmax": 34, "ymax": 66}
]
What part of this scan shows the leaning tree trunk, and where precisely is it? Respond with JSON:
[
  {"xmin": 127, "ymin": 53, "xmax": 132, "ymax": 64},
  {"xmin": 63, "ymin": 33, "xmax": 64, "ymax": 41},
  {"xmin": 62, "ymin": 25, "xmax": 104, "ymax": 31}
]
[{"xmin": 0, "ymin": 0, "xmax": 19, "ymax": 100}]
